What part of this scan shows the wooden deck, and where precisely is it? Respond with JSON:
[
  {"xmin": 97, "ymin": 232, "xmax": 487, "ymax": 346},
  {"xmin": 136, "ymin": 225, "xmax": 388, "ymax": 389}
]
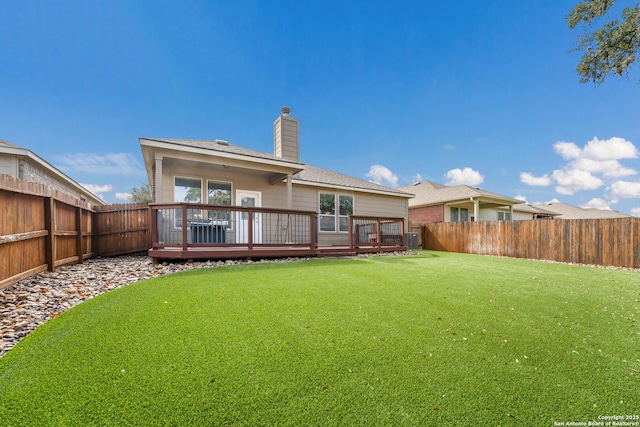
[
  {"xmin": 148, "ymin": 203, "xmax": 406, "ymax": 261},
  {"xmin": 148, "ymin": 244, "xmax": 406, "ymax": 261}
]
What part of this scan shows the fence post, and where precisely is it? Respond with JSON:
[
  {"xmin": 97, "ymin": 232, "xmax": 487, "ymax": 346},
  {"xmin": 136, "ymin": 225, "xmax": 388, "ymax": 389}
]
[
  {"xmin": 44, "ymin": 197, "xmax": 54, "ymax": 271},
  {"xmin": 75, "ymin": 206, "xmax": 83, "ymax": 262}
]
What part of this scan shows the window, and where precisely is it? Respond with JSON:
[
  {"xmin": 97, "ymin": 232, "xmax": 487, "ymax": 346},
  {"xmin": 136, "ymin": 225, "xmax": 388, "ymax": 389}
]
[
  {"xmin": 319, "ymin": 193, "xmax": 353, "ymax": 232},
  {"xmin": 175, "ymin": 177, "xmax": 202, "ymax": 202},
  {"xmin": 207, "ymin": 180, "xmax": 232, "ymax": 228},
  {"xmin": 450, "ymin": 207, "xmax": 468, "ymax": 222},
  {"xmin": 498, "ymin": 211, "xmax": 511, "ymax": 221},
  {"xmin": 207, "ymin": 181, "xmax": 231, "ymax": 205},
  {"xmin": 174, "ymin": 177, "xmax": 202, "ymax": 228}
]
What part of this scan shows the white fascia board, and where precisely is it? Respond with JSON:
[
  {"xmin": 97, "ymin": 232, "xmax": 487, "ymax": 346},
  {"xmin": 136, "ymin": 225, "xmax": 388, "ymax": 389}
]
[{"xmin": 141, "ymin": 139, "xmax": 304, "ymax": 172}]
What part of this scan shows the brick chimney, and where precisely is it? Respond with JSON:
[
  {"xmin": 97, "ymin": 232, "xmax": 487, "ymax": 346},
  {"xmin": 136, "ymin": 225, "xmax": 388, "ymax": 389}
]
[{"xmin": 273, "ymin": 106, "xmax": 299, "ymax": 161}]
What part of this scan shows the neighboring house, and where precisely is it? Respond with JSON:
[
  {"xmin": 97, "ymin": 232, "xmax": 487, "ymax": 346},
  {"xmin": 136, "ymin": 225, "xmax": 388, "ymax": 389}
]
[
  {"xmin": 399, "ymin": 181, "xmax": 525, "ymax": 223},
  {"xmin": 139, "ymin": 107, "xmax": 413, "ymax": 247},
  {"xmin": 511, "ymin": 203, "xmax": 559, "ymax": 220},
  {"xmin": 533, "ymin": 202, "xmax": 631, "ymax": 219},
  {"xmin": 0, "ymin": 139, "xmax": 105, "ymax": 206}
]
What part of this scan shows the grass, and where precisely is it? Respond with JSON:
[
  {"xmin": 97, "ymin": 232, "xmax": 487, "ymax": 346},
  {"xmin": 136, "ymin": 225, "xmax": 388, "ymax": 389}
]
[{"xmin": 0, "ymin": 251, "xmax": 638, "ymax": 426}]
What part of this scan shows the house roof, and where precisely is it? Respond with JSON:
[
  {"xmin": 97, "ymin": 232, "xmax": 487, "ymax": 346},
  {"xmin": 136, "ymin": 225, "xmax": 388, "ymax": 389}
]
[
  {"xmin": 534, "ymin": 202, "xmax": 631, "ymax": 219},
  {"xmin": 141, "ymin": 137, "xmax": 413, "ymax": 198},
  {"xmin": 0, "ymin": 139, "xmax": 105, "ymax": 206},
  {"xmin": 512, "ymin": 203, "xmax": 559, "ymax": 216},
  {"xmin": 293, "ymin": 164, "xmax": 413, "ymax": 197},
  {"xmin": 0, "ymin": 139, "xmax": 19, "ymax": 148},
  {"xmin": 141, "ymin": 137, "xmax": 304, "ymax": 167},
  {"xmin": 399, "ymin": 181, "xmax": 522, "ymax": 207}
]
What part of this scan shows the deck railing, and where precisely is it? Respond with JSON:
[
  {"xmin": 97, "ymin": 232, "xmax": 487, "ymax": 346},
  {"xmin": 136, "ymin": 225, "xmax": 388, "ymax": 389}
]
[
  {"xmin": 349, "ymin": 216, "xmax": 406, "ymax": 249},
  {"xmin": 149, "ymin": 203, "xmax": 317, "ymax": 252},
  {"xmin": 148, "ymin": 204, "xmax": 406, "ymax": 260}
]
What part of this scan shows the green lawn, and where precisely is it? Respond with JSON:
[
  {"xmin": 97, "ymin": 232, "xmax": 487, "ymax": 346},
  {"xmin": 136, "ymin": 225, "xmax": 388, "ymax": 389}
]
[{"xmin": 0, "ymin": 251, "xmax": 638, "ymax": 426}]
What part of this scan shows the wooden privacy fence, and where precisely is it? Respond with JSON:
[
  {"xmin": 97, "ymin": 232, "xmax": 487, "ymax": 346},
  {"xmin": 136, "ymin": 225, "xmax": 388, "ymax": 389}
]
[
  {"xmin": 95, "ymin": 203, "xmax": 152, "ymax": 257},
  {"xmin": 0, "ymin": 175, "xmax": 151, "ymax": 289},
  {"xmin": 425, "ymin": 218, "xmax": 640, "ymax": 269}
]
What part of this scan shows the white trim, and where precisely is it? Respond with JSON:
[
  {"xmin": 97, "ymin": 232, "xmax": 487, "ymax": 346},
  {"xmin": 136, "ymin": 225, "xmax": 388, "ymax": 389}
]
[
  {"xmin": 0, "ymin": 144, "xmax": 105, "ymax": 205},
  {"xmin": 140, "ymin": 138, "xmax": 305, "ymax": 170},
  {"xmin": 318, "ymin": 191, "xmax": 354, "ymax": 234}
]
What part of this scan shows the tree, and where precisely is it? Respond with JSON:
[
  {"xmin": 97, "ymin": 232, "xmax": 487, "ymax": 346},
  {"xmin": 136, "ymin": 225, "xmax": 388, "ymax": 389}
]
[
  {"xmin": 567, "ymin": 0, "xmax": 640, "ymax": 84},
  {"xmin": 129, "ymin": 183, "xmax": 153, "ymax": 203}
]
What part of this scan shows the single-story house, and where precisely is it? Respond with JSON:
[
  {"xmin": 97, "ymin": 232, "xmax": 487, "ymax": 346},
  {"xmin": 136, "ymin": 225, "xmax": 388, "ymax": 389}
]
[
  {"xmin": 140, "ymin": 107, "xmax": 413, "ymax": 250},
  {"xmin": 0, "ymin": 139, "xmax": 105, "ymax": 206},
  {"xmin": 511, "ymin": 203, "xmax": 559, "ymax": 220},
  {"xmin": 399, "ymin": 180, "xmax": 532, "ymax": 223},
  {"xmin": 533, "ymin": 202, "xmax": 631, "ymax": 219}
]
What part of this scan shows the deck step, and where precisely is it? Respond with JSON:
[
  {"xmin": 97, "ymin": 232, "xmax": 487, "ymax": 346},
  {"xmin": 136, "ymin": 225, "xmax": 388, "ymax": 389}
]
[{"xmin": 317, "ymin": 248, "xmax": 357, "ymax": 258}]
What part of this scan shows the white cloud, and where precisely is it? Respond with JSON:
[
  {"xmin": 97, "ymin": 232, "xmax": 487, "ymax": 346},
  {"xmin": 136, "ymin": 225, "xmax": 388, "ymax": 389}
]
[
  {"xmin": 582, "ymin": 198, "xmax": 611, "ymax": 210},
  {"xmin": 520, "ymin": 172, "xmax": 551, "ymax": 186},
  {"xmin": 582, "ymin": 136, "xmax": 638, "ymax": 161},
  {"xmin": 514, "ymin": 194, "xmax": 528, "ymax": 202},
  {"xmin": 53, "ymin": 153, "xmax": 146, "ymax": 175},
  {"xmin": 412, "ymin": 173, "xmax": 422, "ymax": 184},
  {"xmin": 81, "ymin": 183, "xmax": 113, "ymax": 194},
  {"xmin": 607, "ymin": 180, "xmax": 640, "ymax": 202},
  {"xmin": 572, "ymin": 158, "xmax": 637, "ymax": 178},
  {"xmin": 553, "ymin": 141, "xmax": 581, "ymax": 160},
  {"xmin": 631, "ymin": 207, "xmax": 640, "ymax": 217},
  {"xmin": 551, "ymin": 168, "xmax": 603, "ymax": 195},
  {"xmin": 531, "ymin": 198, "xmax": 561, "ymax": 206},
  {"xmin": 555, "ymin": 186, "xmax": 576, "ymax": 195},
  {"xmin": 365, "ymin": 165, "xmax": 398, "ymax": 187},
  {"xmin": 534, "ymin": 137, "xmax": 639, "ymax": 201},
  {"xmin": 444, "ymin": 167, "xmax": 484, "ymax": 186},
  {"xmin": 115, "ymin": 192, "xmax": 132, "ymax": 201}
]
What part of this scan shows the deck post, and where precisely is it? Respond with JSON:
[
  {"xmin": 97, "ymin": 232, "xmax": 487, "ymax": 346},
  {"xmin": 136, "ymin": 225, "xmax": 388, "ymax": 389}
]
[
  {"xmin": 181, "ymin": 204, "xmax": 188, "ymax": 253},
  {"xmin": 310, "ymin": 214, "xmax": 317, "ymax": 251},
  {"xmin": 248, "ymin": 209, "xmax": 254, "ymax": 250},
  {"xmin": 348, "ymin": 216, "xmax": 354, "ymax": 250},
  {"xmin": 375, "ymin": 219, "xmax": 382, "ymax": 248}
]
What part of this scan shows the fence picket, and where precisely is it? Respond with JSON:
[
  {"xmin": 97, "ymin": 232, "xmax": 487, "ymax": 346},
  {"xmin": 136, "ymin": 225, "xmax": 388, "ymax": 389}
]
[{"xmin": 424, "ymin": 218, "xmax": 640, "ymax": 269}]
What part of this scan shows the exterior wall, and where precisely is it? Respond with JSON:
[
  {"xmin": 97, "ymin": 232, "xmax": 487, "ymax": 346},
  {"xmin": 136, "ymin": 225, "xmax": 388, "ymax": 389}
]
[
  {"xmin": 512, "ymin": 210, "xmax": 534, "ymax": 220},
  {"xmin": 412, "ymin": 203, "xmax": 530, "ymax": 223},
  {"xmin": 444, "ymin": 202, "xmax": 474, "ymax": 222},
  {"xmin": 409, "ymin": 205, "xmax": 444, "ymax": 223},
  {"xmin": 273, "ymin": 115, "xmax": 299, "ymax": 162},
  {"xmin": 0, "ymin": 156, "xmax": 92, "ymax": 203},
  {"xmin": 0, "ymin": 154, "xmax": 17, "ymax": 176},
  {"xmin": 477, "ymin": 208, "xmax": 499, "ymax": 222},
  {"xmin": 159, "ymin": 160, "xmax": 408, "ymax": 247}
]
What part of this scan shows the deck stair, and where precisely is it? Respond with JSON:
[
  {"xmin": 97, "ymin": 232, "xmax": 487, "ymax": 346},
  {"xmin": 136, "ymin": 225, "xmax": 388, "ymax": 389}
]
[{"xmin": 317, "ymin": 247, "xmax": 357, "ymax": 257}]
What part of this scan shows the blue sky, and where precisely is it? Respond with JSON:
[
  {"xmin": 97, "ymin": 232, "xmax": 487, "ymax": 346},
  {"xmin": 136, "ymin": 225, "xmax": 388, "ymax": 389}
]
[{"xmin": 2, "ymin": 1, "xmax": 639, "ymax": 214}]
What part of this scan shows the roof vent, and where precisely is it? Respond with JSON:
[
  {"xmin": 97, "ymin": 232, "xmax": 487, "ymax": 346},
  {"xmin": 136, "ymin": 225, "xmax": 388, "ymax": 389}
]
[
  {"xmin": 281, "ymin": 106, "xmax": 291, "ymax": 117},
  {"xmin": 215, "ymin": 139, "xmax": 229, "ymax": 146}
]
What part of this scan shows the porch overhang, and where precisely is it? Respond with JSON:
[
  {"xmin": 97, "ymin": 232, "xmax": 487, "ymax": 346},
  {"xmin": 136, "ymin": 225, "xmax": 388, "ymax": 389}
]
[{"xmin": 140, "ymin": 138, "xmax": 306, "ymax": 205}]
